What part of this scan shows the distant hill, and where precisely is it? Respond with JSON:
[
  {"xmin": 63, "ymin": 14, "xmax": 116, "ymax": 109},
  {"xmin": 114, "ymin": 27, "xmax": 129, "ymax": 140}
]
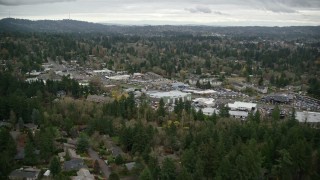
[
  {"xmin": 0, "ymin": 18, "xmax": 319, "ymax": 39},
  {"xmin": 0, "ymin": 18, "xmax": 110, "ymax": 33}
]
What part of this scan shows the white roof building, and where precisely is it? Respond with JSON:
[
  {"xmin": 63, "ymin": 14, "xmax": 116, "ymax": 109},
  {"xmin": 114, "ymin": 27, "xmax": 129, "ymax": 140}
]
[
  {"xmin": 296, "ymin": 111, "xmax": 320, "ymax": 123},
  {"xmin": 183, "ymin": 89, "xmax": 217, "ymax": 95},
  {"xmin": 105, "ymin": 75, "xmax": 130, "ymax": 81},
  {"xmin": 228, "ymin": 101, "xmax": 257, "ymax": 112},
  {"xmin": 93, "ymin": 68, "xmax": 114, "ymax": 74},
  {"xmin": 229, "ymin": 110, "xmax": 249, "ymax": 119},
  {"xmin": 193, "ymin": 98, "xmax": 215, "ymax": 107},
  {"xmin": 202, "ymin": 108, "xmax": 219, "ymax": 116},
  {"xmin": 147, "ymin": 90, "xmax": 192, "ymax": 104}
]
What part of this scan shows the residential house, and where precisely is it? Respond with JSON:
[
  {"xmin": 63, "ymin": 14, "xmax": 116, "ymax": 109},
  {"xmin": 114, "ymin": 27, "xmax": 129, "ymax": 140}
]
[
  {"xmin": 64, "ymin": 158, "xmax": 87, "ymax": 171},
  {"xmin": 9, "ymin": 167, "xmax": 40, "ymax": 180},
  {"xmin": 71, "ymin": 168, "xmax": 94, "ymax": 180}
]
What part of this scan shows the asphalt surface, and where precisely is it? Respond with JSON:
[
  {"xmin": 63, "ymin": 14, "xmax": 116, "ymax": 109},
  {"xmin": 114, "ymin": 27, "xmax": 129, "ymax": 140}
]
[{"xmin": 88, "ymin": 148, "xmax": 111, "ymax": 179}]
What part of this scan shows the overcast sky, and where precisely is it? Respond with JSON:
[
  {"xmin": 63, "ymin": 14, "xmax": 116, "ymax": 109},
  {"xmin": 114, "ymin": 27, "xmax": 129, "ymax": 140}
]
[{"xmin": 0, "ymin": 0, "xmax": 319, "ymax": 26}]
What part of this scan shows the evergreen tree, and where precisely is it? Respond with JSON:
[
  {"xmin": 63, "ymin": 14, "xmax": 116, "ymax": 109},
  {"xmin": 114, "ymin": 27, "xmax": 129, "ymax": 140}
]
[
  {"xmin": 24, "ymin": 138, "xmax": 37, "ymax": 165},
  {"xmin": 219, "ymin": 106, "xmax": 230, "ymax": 118},
  {"xmin": 77, "ymin": 133, "xmax": 89, "ymax": 153},
  {"xmin": 161, "ymin": 158, "xmax": 176, "ymax": 180},
  {"xmin": 49, "ymin": 156, "xmax": 61, "ymax": 177},
  {"xmin": 139, "ymin": 167, "xmax": 153, "ymax": 180},
  {"xmin": 157, "ymin": 98, "xmax": 166, "ymax": 117},
  {"xmin": 177, "ymin": 167, "xmax": 192, "ymax": 180},
  {"xmin": 272, "ymin": 106, "xmax": 280, "ymax": 121},
  {"xmin": 109, "ymin": 172, "xmax": 120, "ymax": 180},
  {"xmin": 38, "ymin": 128, "xmax": 55, "ymax": 161}
]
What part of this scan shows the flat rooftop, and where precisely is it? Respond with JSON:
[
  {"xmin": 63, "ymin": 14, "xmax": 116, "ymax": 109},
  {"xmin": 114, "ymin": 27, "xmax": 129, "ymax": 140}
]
[
  {"xmin": 296, "ymin": 111, "xmax": 320, "ymax": 123},
  {"xmin": 228, "ymin": 101, "xmax": 257, "ymax": 109},
  {"xmin": 147, "ymin": 90, "xmax": 191, "ymax": 98}
]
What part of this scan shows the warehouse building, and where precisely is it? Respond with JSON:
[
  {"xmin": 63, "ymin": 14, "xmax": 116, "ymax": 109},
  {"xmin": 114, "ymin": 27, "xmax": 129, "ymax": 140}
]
[{"xmin": 147, "ymin": 90, "xmax": 192, "ymax": 104}]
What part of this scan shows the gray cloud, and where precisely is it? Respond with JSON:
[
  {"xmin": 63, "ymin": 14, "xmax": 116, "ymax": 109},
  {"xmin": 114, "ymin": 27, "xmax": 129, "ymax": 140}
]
[
  {"xmin": 213, "ymin": 11, "xmax": 228, "ymax": 16},
  {"xmin": 0, "ymin": 0, "xmax": 75, "ymax": 6},
  {"xmin": 0, "ymin": 0, "xmax": 319, "ymax": 26},
  {"xmin": 260, "ymin": 1, "xmax": 298, "ymax": 13},
  {"xmin": 185, "ymin": 6, "xmax": 212, "ymax": 13}
]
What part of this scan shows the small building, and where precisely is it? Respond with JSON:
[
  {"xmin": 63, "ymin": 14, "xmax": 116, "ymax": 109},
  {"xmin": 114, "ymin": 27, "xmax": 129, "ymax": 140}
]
[
  {"xmin": 25, "ymin": 77, "xmax": 39, "ymax": 83},
  {"xmin": 188, "ymin": 78, "xmax": 222, "ymax": 87},
  {"xmin": 232, "ymin": 82, "xmax": 246, "ymax": 91},
  {"xmin": 0, "ymin": 121, "xmax": 11, "ymax": 128},
  {"xmin": 72, "ymin": 168, "xmax": 94, "ymax": 180},
  {"xmin": 43, "ymin": 170, "xmax": 50, "ymax": 179},
  {"xmin": 147, "ymin": 90, "xmax": 192, "ymax": 104},
  {"xmin": 193, "ymin": 98, "xmax": 215, "ymax": 108},
  {"xmin": 125, "ymin": 162, "xmax": 136, "ymax": 171},
  {"xmin": 9, "ymin": 167, "xmax": 40, "ymax": 180},
  {"xmin": 254, "ymin": 86, "xmax": 268, "ymax": 94},
  {"xmin": 23, "ymin": 123, "xmax": 38, "ymax": 133},
  {"xmin": 64, "ymin": 159, "xmax": 87, "ymax": 171},
  {"xmin": 111, "ymin": 145, "xmax": 124, "ymax": 157},
  {"xmin": 57, "ymin": 90, "xmax": 66, "ymax": 98},
  {"xmin": 201, "ymin": 107, "xmax": 219, "ymax": 116},
  {"xmin": 171, "ymin": 82, "xmax": 189, "ymax": 90}
]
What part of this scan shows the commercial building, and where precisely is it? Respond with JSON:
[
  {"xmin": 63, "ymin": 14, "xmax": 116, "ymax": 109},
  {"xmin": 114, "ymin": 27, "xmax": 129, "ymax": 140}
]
[
  {"xmin": 105, "ymin": 75, "xmax": 130, "ymax": 81},
  {"xmin": 147, "ymin": 90, "xmax": 192, "ymax": 104},
  {"xmin": 296, "ymin": 111, "xmax": 320, "ymax": 123},
  {"xmin": 193, "ymin": 98, "xmax": 215, "ymax": 108},
  {"xmin": 227, "ymin": 101, "xmax": 257, "ymax": 119},
  {"xmin": 228, "ymin": 101, "xmax": 257, "ymax": 112},
  {"xmin": 202, "ymin": 107, "xmax": 219, "ymax": 116},
  {"xmin": 262, "ymin": 94, "xmax": 293, "ymax": 104}
]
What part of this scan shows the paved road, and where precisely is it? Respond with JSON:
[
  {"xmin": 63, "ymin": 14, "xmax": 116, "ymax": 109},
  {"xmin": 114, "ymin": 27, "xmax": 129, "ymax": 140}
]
[{"xmin": 88, "ymin": 148, "xmax": 111, "ymax": 179}]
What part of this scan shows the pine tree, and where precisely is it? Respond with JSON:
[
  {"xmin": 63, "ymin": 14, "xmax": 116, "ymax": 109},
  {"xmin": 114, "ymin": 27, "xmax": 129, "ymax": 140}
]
[
  {"xmin": 157, "ymin": 98, "xmax": 166, "ymax": 117},
  {"xmin": 24, "ymin": 138, "xmax": 37, "ymax": 165},
  {"xmin": 77, "ymin": 133, "xmax": 89, "ymax": 153},
  {"xmin": 161, "ymin": 158, "xmax": 176, "ymax": 180},
  {"xmin": 139, "ymin": 167, "xmax": 153, "ymax": 180},
  {"xmin": 49, "ymin": 156, "xmax": 61, "ymax": 177}
]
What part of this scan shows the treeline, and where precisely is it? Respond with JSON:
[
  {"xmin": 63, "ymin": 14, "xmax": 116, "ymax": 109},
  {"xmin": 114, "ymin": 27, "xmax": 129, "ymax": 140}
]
[{"xmin": 0, "ymin": 72, "xmax": 87, "ymax": 122}]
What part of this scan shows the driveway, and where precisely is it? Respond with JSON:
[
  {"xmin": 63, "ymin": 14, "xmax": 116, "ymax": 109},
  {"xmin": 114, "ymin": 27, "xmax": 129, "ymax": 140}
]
[{"xmin": 88, "ymin": 148, "xmax": 111, "ymax": 179}]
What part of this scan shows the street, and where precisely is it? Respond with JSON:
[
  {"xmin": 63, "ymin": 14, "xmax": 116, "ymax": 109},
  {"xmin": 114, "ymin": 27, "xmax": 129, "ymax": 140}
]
[{"xmin": 88, "ymin": 148, "xmax": 112, "ymax": 179}]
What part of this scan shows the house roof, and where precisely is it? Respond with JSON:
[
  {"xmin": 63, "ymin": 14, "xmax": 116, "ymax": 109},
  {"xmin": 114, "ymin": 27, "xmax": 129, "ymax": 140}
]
[
  {"xmin": 64, "ymin": 158, "xmax": 87, "ymax": 171},
  {"xmin": 9, "ymin": 168, "xmax": 40, "ymax": 179},
  {"xmin": 14, "ymin": 148, "xmax": 40, "ymax": 160},
  {"xmin": 125, "ymin": 162, "xmax": 136, "ymax": 171}
]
